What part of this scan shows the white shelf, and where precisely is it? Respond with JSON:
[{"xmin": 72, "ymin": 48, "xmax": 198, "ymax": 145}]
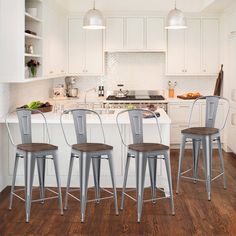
[
  {"xmin": 25, "ymin": 33, "xmax": 42, "ymax": 40},
  {"xmin": 25, "ymin": 53, "xmax": 42, "ymax": 58},
  {"xmin": 25, "ymin": 12, "xmax": 42, "ymax": 22}
]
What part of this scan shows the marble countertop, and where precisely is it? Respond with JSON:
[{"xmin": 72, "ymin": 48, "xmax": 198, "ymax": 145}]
[{"xmin": 2, "ymin": 108, "xmax": 171, "ymax": 125}]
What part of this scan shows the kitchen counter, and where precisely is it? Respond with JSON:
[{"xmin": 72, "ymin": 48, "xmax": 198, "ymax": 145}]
[{"xmin": 2, "ymin": 108, "xmax": 171, "ymax": 125}]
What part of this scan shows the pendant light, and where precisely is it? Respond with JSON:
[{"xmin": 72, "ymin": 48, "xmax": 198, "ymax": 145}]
[
  {"xmin": 165, "ymin": 0, "xmax": 187, "ymax": 29},
  {"xmin": 83, "ymin": 0, "xmax": 105, "ymax": 30}
]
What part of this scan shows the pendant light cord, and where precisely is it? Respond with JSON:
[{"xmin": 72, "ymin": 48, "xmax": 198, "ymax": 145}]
[
  {"xmin": 175, "ymin": 0, "xmax": 177, "ymax": 9},
  {"xmin": 93, "ymin": 0, "xmax": 95, "ymax": 9}
]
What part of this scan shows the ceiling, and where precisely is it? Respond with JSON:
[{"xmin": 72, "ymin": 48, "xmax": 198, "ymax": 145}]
[{"xmin": 57, "ymin": 0, "xmax": 236, "ymax": 13}]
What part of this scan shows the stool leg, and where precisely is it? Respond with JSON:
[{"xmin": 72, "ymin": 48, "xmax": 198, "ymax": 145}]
[
  {"xmin": 136, "ymin": 152, "xmax": 147, "ymax": 223},
  {"xmin": 176, "ymin": 135, "xmax": 186, "ymax": 194},
  {"xmin": 108, "ymin": 152, "xmax": 119, "ymax": 215},
  {"xmin": 24, "ymin": 152, "xmax": 36, "ymax": 223},
  {"xmin": 37, "ymin": 157, "xmax": 46, "ymax": 203},
  {"xmin": 193, "ymin": 140, "xmax": 201, "ymax": 183},
  {"xmin": 53, "ymin": 151, "xmax": 63, "ymax": 215},
  {"xmin": 64, "ymin": 154, "xmax": 75, "ymax": 210},
  {"xmin": 9, "ymin": 155, "xmax": 20, "ymax": 210},
  {"xmin": 92, "ymin": 157, "xmax": 101, "ymax": 203},
  {"xmin": 164, "ymin": 152, "xmax": 175, "ymax": 215},
  {"xmin": 148, "ymin": 157, "xmax": 157, "ymax": 203},
  {"xmin": 120, "ymin": 154, "xmax": 131, "ymax": 210},
  {"xmin": 80, "ymin": 152, "xmax": 91, "ymax": 223},
  {"xmin": 217, "ymin": 137, "xmax": 227, "ymax": 189},
  {"xmin": 202, "ymin": 136, "xmax": 212, "ymax": 201}
]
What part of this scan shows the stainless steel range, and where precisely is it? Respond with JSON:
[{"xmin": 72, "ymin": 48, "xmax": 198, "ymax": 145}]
[{"xmin": 103, "ymin": 90, "xmax": 168, "ymax": 112}]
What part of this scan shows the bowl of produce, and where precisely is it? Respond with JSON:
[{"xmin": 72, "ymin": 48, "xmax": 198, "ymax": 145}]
[{"xmin": 18, "ymin": 101, "xmax": 53, "ymax": 113}]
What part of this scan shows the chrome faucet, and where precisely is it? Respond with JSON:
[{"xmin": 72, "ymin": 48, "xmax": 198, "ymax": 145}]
[{"xmin": 84, "ymin": 87, "xmax": 97, "ymax": 107}]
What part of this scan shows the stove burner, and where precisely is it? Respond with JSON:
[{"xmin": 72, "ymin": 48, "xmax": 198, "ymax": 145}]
[{"xmin": 106, "ymin": 95, "xmax": 165, "ymax": 101}]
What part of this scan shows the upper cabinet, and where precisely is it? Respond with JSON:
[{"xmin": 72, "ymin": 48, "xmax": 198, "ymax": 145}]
[
  {"xmin": 68, "ymin": 18, "xmax": 104, "ymax": 76},
  {"xmin": 43, "ymin": 3, "xmax": 67, "ymax": 77},
  {"xmin": 201, "ymin": 19, "xmax": 219, "ymax": 75},
  {"xmin": 166, "ymin": 18, "xmax": 219, "ymax": 76},
  {"xmin": 105, "ymin": 17, "xmax": 165, "ymax": 52}
]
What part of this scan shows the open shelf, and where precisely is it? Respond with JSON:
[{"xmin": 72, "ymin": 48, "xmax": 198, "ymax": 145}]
[
  {"xmin": 25, "ymin": 53, "xmax": 42, "ymax": 58},
  {"xmin": 25, "ymin": 33, "xmax": 42, "ymax": 40},
  {"xmin": 25, "ymin": 12, "xmax": 42, "ymax": 22}
]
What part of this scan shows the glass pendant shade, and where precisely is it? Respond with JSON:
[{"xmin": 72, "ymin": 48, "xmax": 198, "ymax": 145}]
[
  {"xmin": 165, "ymin": 2, "xmax": 187, "ymax": 29},
  {"xmin": 83, "ymin": 1, "xmax": 105, "ymax": 29}
]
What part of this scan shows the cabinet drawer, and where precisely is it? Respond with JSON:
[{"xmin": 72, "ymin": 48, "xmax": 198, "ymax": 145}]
[{"xmin": 169, "ymin": 104, "xmax": 200, "ymax": 124}]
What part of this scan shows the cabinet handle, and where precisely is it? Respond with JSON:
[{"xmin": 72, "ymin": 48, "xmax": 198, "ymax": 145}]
[
  {"xmin": 203, "ymin": 69, "xmax": 206, "ymax": 72},
  {"xmin": 185, "ymin": 69, "xmax": 187, "ymax": 72},
  {"xmin": 50, "ymin": 71, "xmax": 54, "ymax": 74},
  {"xmin": 61, "ymin": 70, "xmax": 64, "ymax": 73},
  {"xmin": 182, "ymin": 69, "xmax": 185, "ymax": 72},
  {"xmin": 179, "ymin": 105, "xmax": 190, "ymax": 108}
]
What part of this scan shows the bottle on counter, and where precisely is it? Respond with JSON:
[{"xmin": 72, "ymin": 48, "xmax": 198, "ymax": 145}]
[{"xmin": 101, "ymin": 86, "xmax": 104, "ymax": 97}]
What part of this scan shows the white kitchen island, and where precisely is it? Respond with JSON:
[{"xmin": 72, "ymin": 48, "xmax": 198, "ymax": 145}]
[{"xmin": 0, "ymin": 109, "xmax": 171, "ymax": 193}]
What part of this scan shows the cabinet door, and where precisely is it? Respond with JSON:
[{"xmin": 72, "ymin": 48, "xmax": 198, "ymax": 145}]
[
  {"xmin": 68, "ymin": 19, "xmax": 85, "ymax": 74},
  {"xmin": 105, "ymin": 18, "xmax": 124, "ymax": 51},
  {"xmin": 167, "ymin": 30, "xmax": 186, "ymax": 75},
  {"xmin": 146, "ymin": 17, "xmax": 165, "ymax": 51},
  {"xmin": 229, "ymin": 36, "xmax": 236, "ymax": 107},
  {"xmin": 228, "ymin": 107, "xmax": 236, "ymax": 154},
  {"xmin": 85, "ymin": 29, "xmax": 104, "ymax": 75},
  {"xmin": 202, "ymin": 19, "xmax": 219, "ymax": 75},
  {"xmin": 125, "ymin": 18, "xmax": 144, "ymax": 50},
  {"xmin": 0, "ymin": 0, "xmax": 24, "ymax": 82},
  {"xmin": 185, "ymin": 19, "xmax": 201, "ymax": 74}
]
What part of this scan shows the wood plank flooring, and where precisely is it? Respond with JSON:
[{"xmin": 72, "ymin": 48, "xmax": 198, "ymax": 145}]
[{"xmin": 0, "ymin": 149, "xmax": 236, "ymax": 236}]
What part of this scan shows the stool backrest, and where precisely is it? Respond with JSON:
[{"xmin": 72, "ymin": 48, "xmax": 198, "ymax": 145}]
[
  {"xmin": 5, "ymin": 109, "xmax": 51, "ymax": 146},
  {"xmin": 17, "ymin": 109, "xmax": 32, "ymax": 143},
  {"xmin": 189, "ymin": 96, "xmax": 230, "ymax": 131},
  {"xmin": 116, "ymin": 109, "xmax": 162, "ymax": 146},
  {"xmin": 60, "ymin": 109, "xmax": 106, "ymax": 146}
]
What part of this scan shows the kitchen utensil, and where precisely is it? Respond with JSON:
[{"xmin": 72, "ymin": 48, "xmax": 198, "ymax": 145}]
[
  {"xmin": 116, "ymin": 84, "xmax": 129, "ymax": 98},
  {"xmin": 68, "ymin": 88, "xmax": 79, "ymax": 97}
]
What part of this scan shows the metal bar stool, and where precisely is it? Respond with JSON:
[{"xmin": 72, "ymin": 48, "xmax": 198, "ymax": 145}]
[
  {"xmin": 176, "ymin": 96, "xmax": 230, "ymax": 200},
  {"xmin": 5, "ymin": 109, "xmax": 63, "ymax": 222},
  {"xmin": 116, "ymin": 109, "xmax": 175, "ymax": 222},
  {"xmin": 60, "ymin": 109, "xmax": 119, "ymax": 223}
]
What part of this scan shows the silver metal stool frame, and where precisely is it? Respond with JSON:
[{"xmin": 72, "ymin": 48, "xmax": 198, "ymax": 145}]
[
  {"xmin": 176, "ymin": 96, "xmax": 230, "ymax": 200},
  {"xmin": 116, "ymin": 108, "xmax": 175, "ymax": 222},
  {"xmin": 60, "ymin": 109, "xmax": 119, "ymax": 223},
  {"xmin": 5, "ymin": 109, "xmax": 63, "ymax": 222}
]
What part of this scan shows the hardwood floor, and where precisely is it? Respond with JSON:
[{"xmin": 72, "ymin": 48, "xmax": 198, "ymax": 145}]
[{"xmin": 0, "ymin": 149, "xmax": 236, "ymax": 236}]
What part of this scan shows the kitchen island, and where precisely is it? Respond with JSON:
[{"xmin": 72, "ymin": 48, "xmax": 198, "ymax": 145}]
[{"xmin": 0, "ymin": 109, "xmax": 171, "ymax": 193}]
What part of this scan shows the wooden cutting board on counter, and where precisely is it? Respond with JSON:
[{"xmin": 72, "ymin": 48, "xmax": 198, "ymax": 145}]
[{"xmin": 177, "ymin": 95, "xmax": 201, "ymax": 100}]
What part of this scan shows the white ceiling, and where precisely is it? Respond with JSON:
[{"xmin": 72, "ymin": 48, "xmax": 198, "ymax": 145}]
[
  {"xmin": 57, "ymin": 0, "xmax": 236, "ymax": 13},
  {"xmin": 65, "ymin": 0, "xmax": 205, "ymax": 13}
]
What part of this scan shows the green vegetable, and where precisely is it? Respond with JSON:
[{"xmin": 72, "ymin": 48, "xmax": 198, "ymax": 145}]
[{"xmin": 27, "ymin": 101, "xmax": 43, "ymax": 109}]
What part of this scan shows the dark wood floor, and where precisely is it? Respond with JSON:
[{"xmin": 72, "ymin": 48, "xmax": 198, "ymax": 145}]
[{"xmin": 0, "ymin": 149, "xmax": 236, "ymax": 236}]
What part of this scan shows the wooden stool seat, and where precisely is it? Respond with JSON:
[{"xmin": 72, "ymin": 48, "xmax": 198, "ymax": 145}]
[
  {"xmin": 17, "ymin": 143, "xmax": 58, "ymax": 152},
  {"xmin": 72, "ymin": 143, "xmax": 113, "ymax": 152},
  {"xmin": 181, "ymin": 127, "xmax": 219, "ymax": 136},
  {"xmin": 128, "ymin": 143, "xmax": 169, "ymax": 152}
]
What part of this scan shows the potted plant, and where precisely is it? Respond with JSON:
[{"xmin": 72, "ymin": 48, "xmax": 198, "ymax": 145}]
[{"xmin": 27, "ymin": 59, "xmax": 40, "ymax": 77}]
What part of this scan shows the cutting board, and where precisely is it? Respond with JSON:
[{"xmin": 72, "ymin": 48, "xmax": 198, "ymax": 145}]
[{"xmin": 177, "ymin": 95, "xmax": 201, "ymax": 100}]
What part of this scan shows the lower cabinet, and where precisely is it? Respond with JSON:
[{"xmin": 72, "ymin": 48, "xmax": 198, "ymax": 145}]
[{"xmin": 228, "ymin": 107, "xmax": 236, "ymax": 154}]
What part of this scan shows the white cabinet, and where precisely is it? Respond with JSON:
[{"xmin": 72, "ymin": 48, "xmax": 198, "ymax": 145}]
[
  {"xmin": 43, "ymin": 4, "xmax": 67, "ymax": 77},
  {"xmin": 228, "ymin": 108, "xmax": 236, "ymax": 154},
  {"xmin": 167, "ymin": 18, "xmax": 219, "ymax": 76},
  {"xmin": 229, "ymin": 35, "xmax": 236, "ymax": 108},
  {"xmin": 104, "ymin": 17, "xmax": 165, "ymax": 52},
  {"xmin": 202, "ymin": 19, "xmax": 219, "ymax": 75},
  {"xmin": 167, "ymin": 29, "xmax": 185, "ymax": 75},
  {"xmin": 125, "ymin": 18, "xmax": 144, "ymax": 50},
  {"xmin": 68, "ymin": 18, "xmax": 104, "ymax": 76},
  {"xmin": 146, "ymin": 17, "xmax": 165, "ymax": 51},
  {"xmin": 105, "ymin": 18, "xmax": 124, "ymax": 51}
]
